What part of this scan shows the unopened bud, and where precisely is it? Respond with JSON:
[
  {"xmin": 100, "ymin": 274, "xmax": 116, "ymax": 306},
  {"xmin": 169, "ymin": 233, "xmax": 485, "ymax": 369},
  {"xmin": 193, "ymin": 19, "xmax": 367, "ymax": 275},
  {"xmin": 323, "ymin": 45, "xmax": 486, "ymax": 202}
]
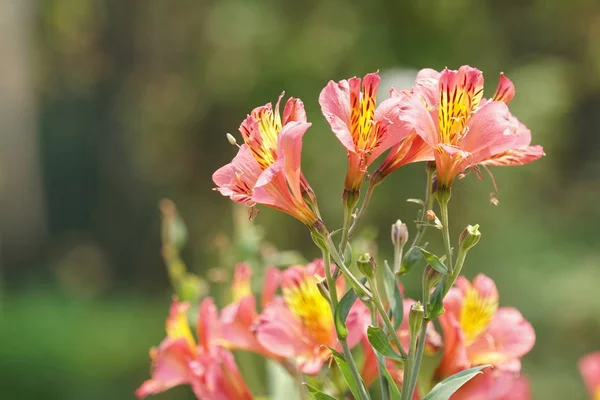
[
  {"xmin": 391, "ymin": 220, "xmax": 409, "ymax": 249},
  {"xmin": 357, "ymin": 253, "xmax": 376, "ymax": 279},
  {"xmin": 459, "ymin": 224, "xmax": 481, "ymax": 252},
  {"xmin": 408, "ymin": 302, "xmax": 424, "ymax": 334},
  {"xmin": 425, "ymin": 210, "xmax": 443, "ymax": 230},
  {"xmin": 423, "ymin": 264, "xmax": 443, "ymax": 292},
  {"xmin": 316, "ymin": 279, "xmax": 330, "ymax": 302},
  {"xmin": 226, "ymin": 133, "xmax": 238, "ymax": 146}
]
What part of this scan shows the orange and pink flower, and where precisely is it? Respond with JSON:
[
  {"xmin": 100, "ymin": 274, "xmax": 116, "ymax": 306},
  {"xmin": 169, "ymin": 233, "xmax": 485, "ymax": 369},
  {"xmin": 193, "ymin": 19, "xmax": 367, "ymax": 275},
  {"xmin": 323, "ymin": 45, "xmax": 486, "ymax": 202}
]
[
  {"xmin": 213, "ymin": 95, "xmax": 320, "ymax": 228},
  {"xmin": 451, "ymin": 370, "xmax": 531, "ymax": 400},
  {"xmin": 435, "ymin": 274, "xmax": 535, "ymax": 379},
  {"xmin": 254, "ymin": 259, "xmax": 370, "ymax": 374},
  {"xmin": 319, "ymin": 72, "xmax": 413, "ymax": 194},
  {"xmin": 136, "ymin": 298, "xmax": 254, "ymax": 400},
  {"xmin": 579, "ymin": 352, "xmax": 600, "ymax": 400},
  {"xmin": 396, "ymin": 66, "xmax": 544, "ymax": 188}
]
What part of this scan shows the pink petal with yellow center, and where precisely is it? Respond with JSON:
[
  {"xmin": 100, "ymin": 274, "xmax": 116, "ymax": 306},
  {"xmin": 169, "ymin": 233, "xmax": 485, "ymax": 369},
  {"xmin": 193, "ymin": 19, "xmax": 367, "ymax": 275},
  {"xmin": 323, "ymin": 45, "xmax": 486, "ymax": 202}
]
[
  {"xmin": 136, "ymin": 337, "xmax": 196, "ymax": 399},
  {"xmin": 166, "ymin": 299, "xmax": 196, "ymax": 349},
  {"xmin": 579, "ymin": 352, "xmax": 600, "ymax": 399},
  {"xmin": 398, "ymin": 94, "xmax": 439, "ymax": 147},
  {"xmin": 212, "ymin": 145, "xmax": 262, "ymax": 206},
  {"xmin": 467, "ymin": 307, "xmax": 535, "ymax": 369}
]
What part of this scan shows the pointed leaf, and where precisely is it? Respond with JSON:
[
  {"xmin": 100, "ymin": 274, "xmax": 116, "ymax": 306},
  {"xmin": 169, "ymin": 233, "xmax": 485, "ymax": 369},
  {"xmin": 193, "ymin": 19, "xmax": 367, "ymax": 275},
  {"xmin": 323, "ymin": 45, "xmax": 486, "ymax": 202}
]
[
  {"xmin": 427, "ymin": 281, "xmax": 445, "ymax": 319},
  {"xmin": 367, "ymin": 326, "xmax": 405, "ymax": 361},
  {"xmin": 304, "ymin": 383, "xmax": 339, "ymax": 400},
  {"xmin": 327, "ymin": 348, "xmax": 361, "ymax": 400},
  {"xmin": 422, "ymin": 365, "xmax": 490, "ymax": 400},
  {"xmin": 417, "ymin": 248, "xmax": 447, "ymax": 274},
  {"xmin": 334, "ymin": 288, "xmax": 358, "ymax": 340},
  {"xmin": 399, "ymin": 246, "xmax": 423, "ymax": 275}
]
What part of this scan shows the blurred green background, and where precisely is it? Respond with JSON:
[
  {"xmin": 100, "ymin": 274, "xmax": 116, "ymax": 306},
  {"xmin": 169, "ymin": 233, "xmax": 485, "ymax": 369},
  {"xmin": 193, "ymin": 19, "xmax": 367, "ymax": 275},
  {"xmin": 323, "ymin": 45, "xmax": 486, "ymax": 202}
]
[{"xmin": 1, "ymin": 0, "xmax": 600, "ymax": 399}]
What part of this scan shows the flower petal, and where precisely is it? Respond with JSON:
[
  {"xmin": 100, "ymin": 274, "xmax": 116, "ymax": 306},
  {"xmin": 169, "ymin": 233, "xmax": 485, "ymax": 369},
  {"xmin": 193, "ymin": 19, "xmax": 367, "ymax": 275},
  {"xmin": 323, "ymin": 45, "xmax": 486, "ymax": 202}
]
[
  {"xmin": 492, "ymin": 73, "xmax": 515, "ymax": 105},
  {"xmin": 579, "ymin": 352, "xmax": 600, "ymax": 397},
  {"xmin": 212, "ymin": 145, "xmax": 262, "ymax": 206},
  {"xmin": 319, "ymin": 79, "xmax": 354, "ymax": 152}
]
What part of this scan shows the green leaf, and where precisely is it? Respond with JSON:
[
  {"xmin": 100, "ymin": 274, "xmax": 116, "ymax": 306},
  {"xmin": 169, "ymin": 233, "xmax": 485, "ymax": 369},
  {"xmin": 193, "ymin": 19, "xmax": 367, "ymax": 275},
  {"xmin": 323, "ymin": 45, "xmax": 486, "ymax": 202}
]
[
  {"xmin": 399, "ymin": 246, "xmax": 422, "ymax": 275},
  {"xmin": 367, "ymin": 326, "xmax": 405, "ymax": 361},
  {"xmin": 427, "ymin": 282, "xmax": 446, "ymax": 319},
  {"xmin": 383, "ymin": 261, "xmax": 404, "ymax": 330},
  {"xmin": 304, "ymin": 383, "xmax": 338, "ymax": 400},
  {"xmin": 334, "ymin": 288, "xmax": 358, "ymax": 340},
  {"xmin": 422, "ymin": 365, "xmax": 490, "ymax": 400},
  {"xmin": 327, "ymin": 348, "xmax": 361, "ymax": 400},
  {"xmin": 378, "ymin": 359, "xmax": 401, "ymax": 400},
  {"xmin": 417, "ymin": 247, "xmax": 448, "ymax": 274}
]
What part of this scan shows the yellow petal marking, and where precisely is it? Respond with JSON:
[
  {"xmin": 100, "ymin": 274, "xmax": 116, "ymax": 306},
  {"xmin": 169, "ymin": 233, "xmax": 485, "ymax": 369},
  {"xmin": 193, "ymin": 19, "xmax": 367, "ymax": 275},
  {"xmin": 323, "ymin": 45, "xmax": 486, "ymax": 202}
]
[{"xmin": 459, "ymin": 287, "xmax": 498, "ymax": 345}]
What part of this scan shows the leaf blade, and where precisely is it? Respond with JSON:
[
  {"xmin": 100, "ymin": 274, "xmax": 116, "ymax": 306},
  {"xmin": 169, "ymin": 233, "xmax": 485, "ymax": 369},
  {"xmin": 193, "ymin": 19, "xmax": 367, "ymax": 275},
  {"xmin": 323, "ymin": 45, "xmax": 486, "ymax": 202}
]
[{"xmin": 422, "ymin": 365, "xmax": 491, "ymax": 400}]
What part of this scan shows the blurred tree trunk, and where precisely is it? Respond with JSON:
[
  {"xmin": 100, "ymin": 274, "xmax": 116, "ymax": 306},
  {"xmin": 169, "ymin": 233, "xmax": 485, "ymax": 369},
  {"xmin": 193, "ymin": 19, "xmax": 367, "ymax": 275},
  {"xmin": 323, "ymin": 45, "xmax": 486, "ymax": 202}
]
[{"xmin": 0, "ymin": 0, "xmax": 46, "ymax": 269}]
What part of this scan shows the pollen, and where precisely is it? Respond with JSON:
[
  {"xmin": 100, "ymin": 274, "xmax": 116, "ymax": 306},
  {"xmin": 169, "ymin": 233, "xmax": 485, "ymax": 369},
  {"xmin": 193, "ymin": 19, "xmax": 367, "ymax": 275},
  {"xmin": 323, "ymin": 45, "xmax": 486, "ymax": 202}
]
[
  {"xmin": 283, "ymin": 276, "xmax": 334, "ymax": 345},
  {"xmin": 459, "ymin": 287, "xmax": 498, "ymax": 345}
]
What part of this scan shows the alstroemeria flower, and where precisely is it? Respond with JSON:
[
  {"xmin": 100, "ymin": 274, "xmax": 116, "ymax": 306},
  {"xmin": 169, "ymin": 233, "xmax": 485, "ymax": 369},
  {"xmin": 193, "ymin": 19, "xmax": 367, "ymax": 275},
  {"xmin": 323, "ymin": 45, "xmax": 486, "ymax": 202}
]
[
  {"xmin": 435, "ymin": 274, "xmax": 535, "ymax": 379},
  {"xmin": 361, "ymin": 298, "xmax": 442, "ymax": 391},
  {"xmin": 397, "ymin": 66, "xmax": 544, "ymax": 188},
  {"xmin": 255, "ymin": 259, "xmax": 370, "ymax": 374},
  {"xmin": 136, "ymin": 298, "xmax": 254, "ymax": 400},
  {"xmin": 452, "ymin": 370, "xmax": 531, "ymax": 400},
  {"xmin": 319, "ymin": 72, "xmax": 412, "ymax": 195},
  {"xmin": 213, "ymin": 95, "xmax": 320, "ymax": 228},
  {"xmin": 579, "ymin": 352, "xmax": 600, "ymax": 400}
]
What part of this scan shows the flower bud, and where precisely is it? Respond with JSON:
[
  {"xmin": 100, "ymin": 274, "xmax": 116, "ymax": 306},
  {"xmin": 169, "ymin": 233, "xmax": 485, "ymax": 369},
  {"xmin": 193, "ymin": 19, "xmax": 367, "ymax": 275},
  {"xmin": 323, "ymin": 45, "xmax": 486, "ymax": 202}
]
[
  {"xmin": 423, "ymin": 264, "xmax": 443, "ymax": 292},
  {"xmin": 357, "ymin": 253, "xmax": 376, "ymax": 279},
  {"xmin": 316, "ymin": 279, "xmax": 330, "ymax": 302},
  {"xmin": 391, "ymin": 220, "xmax": 409, "ymax": 249},
  {"xmin": 408, "ymin": 302, "xmax": 424, "ymax": 334},
  {"xmin": 459, "ymin": 224, "xmax": 481, "ymax": 252}
]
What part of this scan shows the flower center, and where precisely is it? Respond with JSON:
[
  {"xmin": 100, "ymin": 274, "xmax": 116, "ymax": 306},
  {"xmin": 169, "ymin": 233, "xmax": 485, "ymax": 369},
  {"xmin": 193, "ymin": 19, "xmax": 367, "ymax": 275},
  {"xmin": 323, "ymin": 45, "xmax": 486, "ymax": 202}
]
[
  {"xmin": 282, "ymin": 276, "xmax": 333, "ymax": 345},
  {"xmin": 248, "ymin": 106, "xmax": 282, "ymax": 169},
  {"xmin": 459, "ymin": 287, "xmax": 497, "ymax": 344}
]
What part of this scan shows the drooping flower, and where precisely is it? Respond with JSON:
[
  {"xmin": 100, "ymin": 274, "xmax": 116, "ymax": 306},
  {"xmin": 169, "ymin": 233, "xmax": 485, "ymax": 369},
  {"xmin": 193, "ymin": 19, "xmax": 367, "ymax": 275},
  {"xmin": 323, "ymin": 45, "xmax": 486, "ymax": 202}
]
[
  {"xmin": 435, "ymin": 274, "xmax": 535, "ymax": 379},
  {"xmin": 397, "ymin": 66, "xmax": 544, "ymax": 189},
  {"xmin": 136, "ymin": 298, "xmax": 254, "ymax": 400},
  {"xmin": 254, "ymin": 259, "xmax": 370, "ymax": 374},
  {"xmin": 213, "ymin": 95, "xmax": 321, "ymax": 228},
  {"xmin": 579, "ymin": 352, "xmax": 600, "ymax": 400},
  {"xmin": 451, "ymin": 370, "xmax": 531, "ymax": 400},
  {"xmin": 319, "ymin": 72, "xmax": 413, "ymax": 197},
  {"xmin": 361, "ymin": 298, "xmax": 442, "ymax": 390}
]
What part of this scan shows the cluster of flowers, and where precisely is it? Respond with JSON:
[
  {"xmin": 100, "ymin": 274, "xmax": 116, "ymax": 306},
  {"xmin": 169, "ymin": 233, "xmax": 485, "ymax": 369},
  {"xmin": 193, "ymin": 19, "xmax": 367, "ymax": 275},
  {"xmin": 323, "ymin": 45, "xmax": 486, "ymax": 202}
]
[
  {"xmin": 137, "ymin": 263, "xmax": 535, "ymax": 399},
  {"xmin": 137, "ymin": 65, "xmax": 549, "ymax": 399}
]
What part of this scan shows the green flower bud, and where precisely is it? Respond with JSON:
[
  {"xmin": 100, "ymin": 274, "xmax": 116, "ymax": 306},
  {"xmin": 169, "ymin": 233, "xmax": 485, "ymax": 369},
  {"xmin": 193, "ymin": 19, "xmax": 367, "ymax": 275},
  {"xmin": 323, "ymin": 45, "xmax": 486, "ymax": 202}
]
[
  {"xmin": 423, "ymin": 264, "xmax": 444, "ymax": 292},
  {"xmin": 357, "ymin": 253, "xmax": 376, "ymax": 279},
  {"xmin": 391, "ymin": 220, "xmax": 409, "ymax": 249},
  {"xmin": 459, "ymin": 224, "xmax": 481, "ymax": 252},
  {"xmin": 316, "ymin": 279, "xmax": 330, "ymax": 302},
  {"xmin": 408, "ymin": 302, "xmax": 424, "ymax": 334}
]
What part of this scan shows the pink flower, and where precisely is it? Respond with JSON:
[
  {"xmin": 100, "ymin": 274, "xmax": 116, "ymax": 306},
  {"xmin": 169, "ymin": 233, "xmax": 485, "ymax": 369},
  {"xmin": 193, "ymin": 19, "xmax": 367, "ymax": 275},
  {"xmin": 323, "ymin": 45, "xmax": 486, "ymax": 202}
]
[
  {"xmin": 136, "ymin": 298, "xmax": 254, "ymax": 400},
  {"xmin": 397, "ymin": 66, "xmax": 544, "ymax": 188},
  {"xmin": 451, "ymin": 370, "xmax": 531, "ymax": 400},
  {"xmin": 254, "ymin": 259, "xmax": 370, "ymax": 374},
  {"xmin": 579, "ymin": 352, "xmax": 600, "ymax": 399},
  {"xmin": 319, "ymin": 72, "xmax": 413, "ymax": 194},
  {"xmin": 361, "ymin": 298, "xmax": 442, "ymax": 390},
  {"xmin": 213, "ymin": 95, "xmax": 320, "ymax": 228},
  {"xmin": 435, "ymin": 274, "xmax": 535, "ymax": 379}
]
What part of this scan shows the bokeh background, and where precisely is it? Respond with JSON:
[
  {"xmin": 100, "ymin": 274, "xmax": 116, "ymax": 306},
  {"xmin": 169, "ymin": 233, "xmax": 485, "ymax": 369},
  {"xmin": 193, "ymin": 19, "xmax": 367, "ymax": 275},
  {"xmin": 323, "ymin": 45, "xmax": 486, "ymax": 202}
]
[{"xmin": 2, "ymin": 0, "xmax": 600, "ymax": 399}]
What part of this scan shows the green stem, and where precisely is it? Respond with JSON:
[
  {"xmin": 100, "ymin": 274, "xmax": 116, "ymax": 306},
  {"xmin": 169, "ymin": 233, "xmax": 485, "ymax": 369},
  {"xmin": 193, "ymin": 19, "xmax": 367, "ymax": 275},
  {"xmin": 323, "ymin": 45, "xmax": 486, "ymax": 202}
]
[
  {"xmin": 404, "ymin": 322, "xmax": 428, "ymax": 399},
  {"xmin": 438, "ymin": 196, "xmax": 454, "ymax": 274},
  {"xmin": 369, "ymin": 276, "xmax": 407, "ymax": 358},
  {"xmin": 409, "ymin": 166, "xmax": 435, "ymax": 250},
  {"xmin": 339, "ymin": 203, "xmax": 354, "ymax": 255},
  {"xmin": 322, "ymin": 249, "xmax": 371, "ymax": 400},
  {"xmin": 444, "ymin": 244, "xmax": 468, "ymax": 297},
  {"xmin": 369, "ymin": 302, "xmax": 390, "ymax": 400},
  {"xmin": 347, "ymin": 181, "xmax": 377, "ymax": 240},
  {"xmin": 399, "ymin": 322, "xmax": 418, "ymax": 400},
  {"xmin": 325, "ymin": 235, "xmax": 372, "ymax": 298}
]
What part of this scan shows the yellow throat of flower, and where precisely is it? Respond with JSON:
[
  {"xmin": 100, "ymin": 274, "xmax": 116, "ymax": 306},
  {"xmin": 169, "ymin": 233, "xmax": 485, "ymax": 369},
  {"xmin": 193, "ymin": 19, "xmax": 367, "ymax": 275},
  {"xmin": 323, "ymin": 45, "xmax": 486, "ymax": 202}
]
[
  {"xmin": 249, "ymin": 106, "xmax": 282, "ymax": 169},
  {"xmin": 350, "ymin": 87, "xmax": 377, "ymax": 153},
  {"xmin": 438, "ymin": 80, "xmax": 483, "ymax": 145},
  {"xmin": 283, "ymin": 276, "xmax": 333, "ymax": 344},
  {"xmin": 595, "ymin": 387, "xmax": 600, "ymax": 400},
  {"xmin": 166, "ymin": 305, "xmax": 196, "ymax": 350},
  {"xmin": 459, "ymin": 287, "xmax": 498, "ymax": 345}
]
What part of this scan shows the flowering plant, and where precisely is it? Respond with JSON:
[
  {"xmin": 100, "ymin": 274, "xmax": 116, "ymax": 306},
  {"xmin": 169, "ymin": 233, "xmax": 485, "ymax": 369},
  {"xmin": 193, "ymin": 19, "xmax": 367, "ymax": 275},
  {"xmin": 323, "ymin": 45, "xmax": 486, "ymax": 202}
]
[{"xmin": 138, "ymin": 66, "xmax": 547, "ymax": 399}]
